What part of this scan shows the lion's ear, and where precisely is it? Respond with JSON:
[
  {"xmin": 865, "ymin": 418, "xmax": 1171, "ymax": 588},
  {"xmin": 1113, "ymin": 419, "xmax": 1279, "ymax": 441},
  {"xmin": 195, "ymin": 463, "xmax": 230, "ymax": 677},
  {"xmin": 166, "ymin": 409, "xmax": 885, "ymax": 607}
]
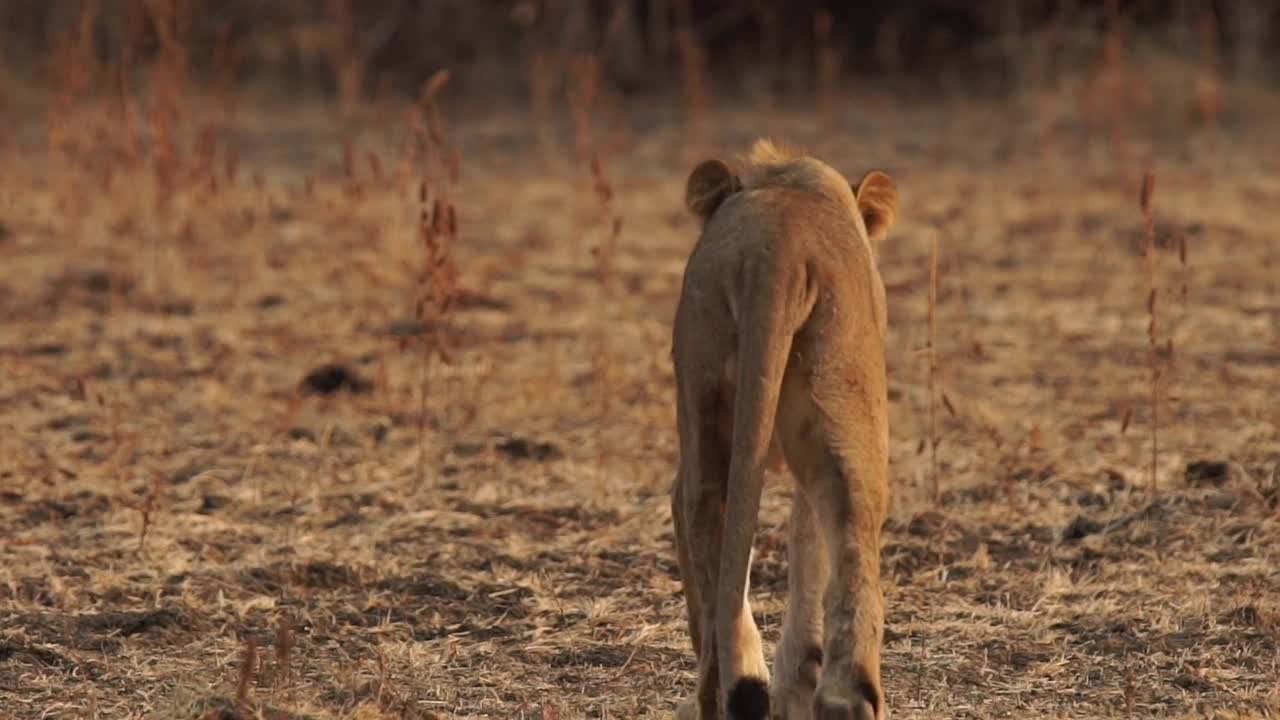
[
  {"xmin": 853, "ymin": 170, "xmax": 897, "ymax": 243},
  {"xmin": 685, "ymin": 159, "xmax": 742, "ymax": 221}
]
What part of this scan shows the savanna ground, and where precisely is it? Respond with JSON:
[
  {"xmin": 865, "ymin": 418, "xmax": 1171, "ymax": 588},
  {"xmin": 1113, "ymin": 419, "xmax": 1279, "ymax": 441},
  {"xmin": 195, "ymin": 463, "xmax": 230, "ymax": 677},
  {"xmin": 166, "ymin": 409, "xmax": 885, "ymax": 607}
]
[{"xmin": 2, "ymin": 34, "xmax": 1280, "ymax": 720}]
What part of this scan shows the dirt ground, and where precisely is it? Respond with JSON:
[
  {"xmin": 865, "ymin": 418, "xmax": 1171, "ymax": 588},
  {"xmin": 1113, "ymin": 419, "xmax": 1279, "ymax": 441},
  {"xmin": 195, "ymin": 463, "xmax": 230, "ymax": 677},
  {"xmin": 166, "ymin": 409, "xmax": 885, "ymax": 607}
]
[{"xmin": 1, "ymin": 74, "xmax": 1279, "ymax": 720}]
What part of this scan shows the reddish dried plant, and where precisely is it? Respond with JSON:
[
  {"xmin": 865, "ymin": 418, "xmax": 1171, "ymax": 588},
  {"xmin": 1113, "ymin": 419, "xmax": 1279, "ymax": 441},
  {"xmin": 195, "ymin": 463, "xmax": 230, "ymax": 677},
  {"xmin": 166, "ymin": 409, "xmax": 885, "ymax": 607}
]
[
  {"xmin": 274, "ymin": 617, "xmax": 295, "ymax": 691},
  {"xmin": 406, "ymin": 71, "xmax": 461, "ymax": 487},
  {"xmin": 144, "ymin": 0, "xmax": 193, "ymax": 210},
  {"xmin": 328, "ymin": 0, "xmax": 365, "ymax": 119},
  {"xmin": 212, "ymin": 22, "xmax": 242, "ymax": 120},
  {"xmin": 411, "ymin": 187, "xmax": 460, "ymax": 487},
  {"xmin": 117, "ymin": 474, "xmax": 164, "ymax": 552},
  {"xmin": 588, "ymin": 152, "xmax": 623, "ymax": 417},
  {"xmin": 589, "ymin": 153, "xmax": 622, "ymax": 285},
  {"xmin": 1193, "ymin": 5, "xmax": 1223, "ymax": 143},
  {"xmin": 674, "ymin": 0, "xmax": 709, "ymax": 160},
  {"xmin": 419, "ymin": 70, "xmax": 460, "ymax": 183},
  {"xmin": 237, "ymin": 637, "xmax": 259, "ymax": 712},
  {"xmin": 1079, "ymin": 0, "xmax": 1150, "ymax": 188},
  {"xmin": 814, "ymin": 10, "xmax": 840, "ymax": 132},
  {"xmin": 1139, "ymin": 171, "xmax": 1161, "ymax": 494},
  {"xmin": 568, "ymin": 53, "xmax": 601, "ymax": 171},
  {"xmin": 45, "ymin": 0, "xmax": 102, "ymax": 196},
  {"xmin": 927, "ymin": 235, "xmax": 941, "ymax": 503}
]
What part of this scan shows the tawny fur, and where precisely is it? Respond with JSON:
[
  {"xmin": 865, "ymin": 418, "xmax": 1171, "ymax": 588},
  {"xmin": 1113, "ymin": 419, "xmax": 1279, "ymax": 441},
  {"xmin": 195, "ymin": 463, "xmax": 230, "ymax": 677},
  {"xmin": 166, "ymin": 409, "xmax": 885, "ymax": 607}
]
[{"xmin": 670, "ymin": 139, "xmax": 898, "ymax": 720}]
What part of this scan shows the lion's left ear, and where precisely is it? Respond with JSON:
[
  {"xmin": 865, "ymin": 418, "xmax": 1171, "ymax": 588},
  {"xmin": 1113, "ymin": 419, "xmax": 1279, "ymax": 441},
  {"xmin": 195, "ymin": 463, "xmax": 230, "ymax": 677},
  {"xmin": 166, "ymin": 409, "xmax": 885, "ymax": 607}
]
[
  {"xmin": 685, "ymin": 159, "xmax": 743, "ymax": 222},
  {"xmin": 853, "ymin": 170, "xmax": 897, "ymax": 243}
]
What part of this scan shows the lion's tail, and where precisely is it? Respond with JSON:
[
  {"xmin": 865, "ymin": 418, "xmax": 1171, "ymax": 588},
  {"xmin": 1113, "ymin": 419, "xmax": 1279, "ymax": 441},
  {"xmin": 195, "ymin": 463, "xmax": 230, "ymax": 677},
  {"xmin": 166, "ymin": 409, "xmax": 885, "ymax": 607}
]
[{"xmin": 716, "ymin": 255, "xmax": 815, "ymax": 717}]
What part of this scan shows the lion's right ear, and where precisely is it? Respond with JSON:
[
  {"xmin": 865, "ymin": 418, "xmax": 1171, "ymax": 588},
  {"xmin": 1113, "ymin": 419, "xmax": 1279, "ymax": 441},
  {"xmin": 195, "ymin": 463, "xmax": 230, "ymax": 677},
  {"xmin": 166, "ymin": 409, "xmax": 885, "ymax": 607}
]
[
  {"xmin": 685, "ymin": 159, "xmax": 742, "ymax": 221},
  {"xmin": 854, "ymin": 170, "xmax": 897, "ymax": 243}
]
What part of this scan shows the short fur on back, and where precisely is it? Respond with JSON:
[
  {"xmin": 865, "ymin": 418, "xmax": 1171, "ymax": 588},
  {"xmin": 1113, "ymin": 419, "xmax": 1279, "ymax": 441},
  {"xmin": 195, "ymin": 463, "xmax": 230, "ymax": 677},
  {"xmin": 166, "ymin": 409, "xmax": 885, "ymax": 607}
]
[{"xmin": 736, "ymin": 139, "xmax": 841, "ymax": 195}]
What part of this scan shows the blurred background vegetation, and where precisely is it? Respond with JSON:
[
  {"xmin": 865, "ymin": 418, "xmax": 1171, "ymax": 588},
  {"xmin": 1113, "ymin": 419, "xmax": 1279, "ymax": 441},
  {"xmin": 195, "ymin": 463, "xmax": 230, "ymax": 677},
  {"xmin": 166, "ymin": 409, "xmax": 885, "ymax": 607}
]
[{"xmin": 2, "ymin": 0, "xmax": 1276, "ymax": 103}]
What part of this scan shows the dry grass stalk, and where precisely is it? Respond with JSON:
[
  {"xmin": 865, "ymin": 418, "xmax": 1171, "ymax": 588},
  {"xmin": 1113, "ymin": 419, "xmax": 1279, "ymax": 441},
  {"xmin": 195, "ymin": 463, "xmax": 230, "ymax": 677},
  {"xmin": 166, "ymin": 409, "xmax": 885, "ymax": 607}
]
[
  {"xmin": 512, "ymin": 0, "xmax": 556, "ymax": 159},
  {"xmin": 403, "ymin": 69, "xmax": 462, "ymax": 489},
  {"xmin": 927, "ymin": 234, "xmax": 941, "ymax": 503},
  {"xmin": 135, "ymin": 475, "xmax": 162, "ymax": 551},
  {"xmin": 814, "ymin": 9, "xmax": 840, "ymax": 132},
  {"xmin": 412, "ymin": 186, "xmax": 460, "ymax": 489},
  {"xmin": 237, "ymin": 637, "xmax": 258, "ymax": 712},
  {"xmin": 1102, "ymin": 2, "xmax": 1131, "ymax": 186},
  {"xmin": 420, "ymin": 70, "xmax": 460, "ymax": 184},
  {"xmin": 136, "ymin": 0, "xmax": 193, "ymax": 312},
  {"xmin": 145, "ymin": 0, "xmax": 191, "ymax": 201},
  {"xmin": 274, "ymin": 618, "xmax": 295, "ymax": 691},
  {"xmin": 589, "ymin": 152, "xmax": 623, "ymax": 417},
  {"xmin": 114, "ymin": 2, "xmax": 149, "ymax": 170},
  {"xmin": 567, "ymin": 44, "xmax": 624, "ymax": 490},
  {"xmin": 1083, "ymin": 0, "xmax": 1149, "ymax": 188},
  {"xmin": 45, "ymin": 0, "xmax": 102, "ymax": 226},
  {"xmin": 104, "ymin": 392, "xmax": 134, "ymax": 494},
  {"xmin": 1140, "ymin": 170, "xmax": 1160, "ymax": 494},
  {"xmin": 674, "ymin": 0, "xmax": 709, "ymax": 160},
  {"xmin": 212, "ymin": 22, "xmax": 241, "ymax": 120},
  {"xmin": 589, "ymin": 154, "xmax": 622, "ymax": 287},
  {"xmin": 328, "ymin": 0, "xmax": 365, "ymax": 120},
  {"xmin": 73, "ymin": 0, "xmax": 102, "ymax": 88},
  {"xmin": 1194, "ymin": 4, "xmax": 1223, "ymax": 143},
  {"xmin": 1164, "ymin": 229, "xmax": 1189, "ymax": 422},
  {"xmin": 374, "ymin": 645, "xmax": 388, "ymax": 704},
  {"xmin": 1178, "ymin": 232, "xmax": 1189, "ymax": 305},
  {"xmin": 1124, "ymin": 653, "xmax": 1136, "ymax": 718},
  {"xmin": 568, "ymin": 53, "xmax": 601, "ymax": 171}
]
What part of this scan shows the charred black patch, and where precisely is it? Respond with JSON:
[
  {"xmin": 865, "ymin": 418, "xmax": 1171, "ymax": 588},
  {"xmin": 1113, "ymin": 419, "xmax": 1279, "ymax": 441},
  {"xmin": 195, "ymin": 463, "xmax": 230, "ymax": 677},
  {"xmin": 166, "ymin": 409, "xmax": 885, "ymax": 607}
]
[
  {"xmin": 495, "ymin": 436, "xmax": 564, "ymax": 462},
  {"xmin": 299, "ymin": 363, "xmax": 372, "ymax": 395},
  {"xmin": 1186, "ymin": 460, "xmax": 1230, "ymax": 487}
]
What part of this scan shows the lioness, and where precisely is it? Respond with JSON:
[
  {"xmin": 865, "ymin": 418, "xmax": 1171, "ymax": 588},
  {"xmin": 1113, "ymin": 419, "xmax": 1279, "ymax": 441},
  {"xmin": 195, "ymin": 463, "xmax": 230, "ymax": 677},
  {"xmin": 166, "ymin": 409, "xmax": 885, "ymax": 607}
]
[{"xmin": 670, "ymin": 140, "xmax": 897, "ymax": 720}]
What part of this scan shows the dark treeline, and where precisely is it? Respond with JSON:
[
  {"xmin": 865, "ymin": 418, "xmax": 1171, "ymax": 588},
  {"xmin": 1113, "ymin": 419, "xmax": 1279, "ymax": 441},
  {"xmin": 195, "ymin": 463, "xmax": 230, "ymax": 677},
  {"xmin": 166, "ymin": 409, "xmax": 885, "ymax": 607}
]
[{"xmin": 2, "ymin": 0, "xmax": 1275, "ymax": 98}]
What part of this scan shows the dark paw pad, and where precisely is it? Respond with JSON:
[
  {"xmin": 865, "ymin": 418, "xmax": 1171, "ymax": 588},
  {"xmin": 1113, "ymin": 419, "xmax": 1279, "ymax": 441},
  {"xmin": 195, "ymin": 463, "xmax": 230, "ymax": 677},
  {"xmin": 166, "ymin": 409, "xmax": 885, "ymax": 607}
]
[
  {"xmin": 857, "ymin": 680, "xmax": 881, "ymax": 717},
  {"xmin": 727, "ymin": 677, "xmax": 770, "ymax": 720}
]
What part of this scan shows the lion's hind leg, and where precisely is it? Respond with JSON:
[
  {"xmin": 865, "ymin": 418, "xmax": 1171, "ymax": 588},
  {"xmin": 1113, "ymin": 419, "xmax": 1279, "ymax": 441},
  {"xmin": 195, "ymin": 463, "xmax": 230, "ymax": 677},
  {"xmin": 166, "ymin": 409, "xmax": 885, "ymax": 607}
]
[
  {"xmin": 768, "ymin": 492, "xmax": 828, "ymax": 720},
  {"xmin": 778, "ymin": 388, "xmax": 887, "ymax": 720}
]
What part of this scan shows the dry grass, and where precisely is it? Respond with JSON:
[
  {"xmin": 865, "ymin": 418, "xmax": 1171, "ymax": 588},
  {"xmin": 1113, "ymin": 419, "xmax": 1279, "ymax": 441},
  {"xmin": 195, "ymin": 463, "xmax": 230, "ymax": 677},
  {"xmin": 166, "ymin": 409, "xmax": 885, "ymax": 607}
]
[
  {"xmin": 1140, "ymin": 170, "xmax": 1160, "ymax": 494},
  {"xmin": 2, "ymin": 26, "xmax": 1280, "ymax": 720},
  {"xmin": 926, "ymin": 233, "xmax": 941, "ymax": 504}
]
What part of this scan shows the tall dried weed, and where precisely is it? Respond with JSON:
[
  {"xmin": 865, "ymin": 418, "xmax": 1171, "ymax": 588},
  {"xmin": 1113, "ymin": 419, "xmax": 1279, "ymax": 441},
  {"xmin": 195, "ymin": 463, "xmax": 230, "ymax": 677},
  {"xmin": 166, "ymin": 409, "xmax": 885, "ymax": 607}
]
[
  {"xmin": 1139, "ymin": 170, "xmax": 1162, "ymax": 494},
  {"xmin": 927, "ymin": 235, "xmax": 942, "ymax": 503}
]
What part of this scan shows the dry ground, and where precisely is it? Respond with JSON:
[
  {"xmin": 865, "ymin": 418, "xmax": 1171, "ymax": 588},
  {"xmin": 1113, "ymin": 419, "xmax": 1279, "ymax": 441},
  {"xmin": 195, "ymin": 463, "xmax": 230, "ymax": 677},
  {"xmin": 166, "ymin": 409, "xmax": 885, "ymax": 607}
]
[{"xmin": 1, "ymin": 80, "xmax": 1279, "ymax": 720}]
